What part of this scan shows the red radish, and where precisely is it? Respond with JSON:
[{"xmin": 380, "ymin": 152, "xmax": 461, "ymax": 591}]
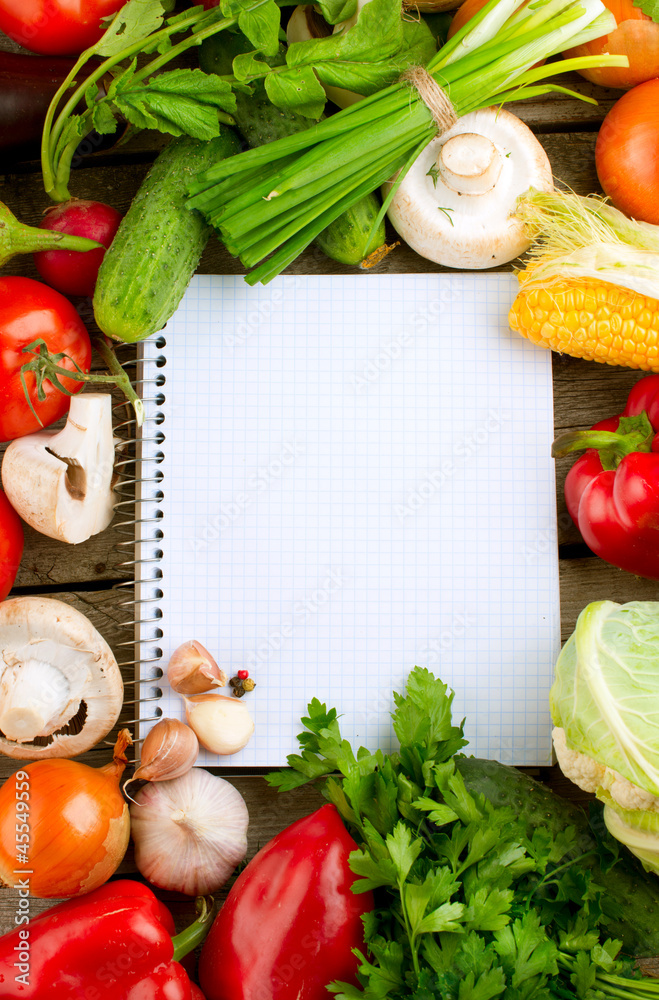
[{"xmin": 34, "ymin": 199, "xmax": 122, "ymax": 298}]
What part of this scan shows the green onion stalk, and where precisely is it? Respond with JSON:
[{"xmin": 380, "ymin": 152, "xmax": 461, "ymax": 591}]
[{"xmin": 187, "ymin": 0, "xmax": 628, "ymax": 285}]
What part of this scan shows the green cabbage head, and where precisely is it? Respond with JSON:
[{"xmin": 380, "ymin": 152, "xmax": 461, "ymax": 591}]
[{"xmin": 550, "ymin": 600, "xmax": 659, "ymax": 797}]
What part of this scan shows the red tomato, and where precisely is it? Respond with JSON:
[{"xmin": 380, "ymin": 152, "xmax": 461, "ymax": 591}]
[
  {"xmin": 595, "ymin": 79, "xmax": 659, "ymax": 226},
  {"xmin": 34, "ymin": 200, "xmax": 123, "ymax": 298},
  {"xmin": 0, "ymin": 491, "xmax": 23, "ymax": 601},
  {"xmin": 0, "ymin": 277, "xmax": 92, "ymax": 442},
  {"xmin": 0, "ymin": 0, "xmax": 126, "ymax": 57},
  {"xmin": 562, "ymin": 0, "xmax": 659, "ymax": 89}
]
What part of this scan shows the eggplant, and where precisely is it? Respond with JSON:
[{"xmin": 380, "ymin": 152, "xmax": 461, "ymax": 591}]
[
  {"xmin": 0, "ymin": 52, "xmax": 80, "ymax": 161},
  {"xmin": 0, "ymin": 51, "xmax": 121, "ymax": 164}
]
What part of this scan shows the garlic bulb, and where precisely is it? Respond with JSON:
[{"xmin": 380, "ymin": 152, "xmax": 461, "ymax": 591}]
[
  {"xmin": 129, "ymin": 768, "xmax": 249, "ymax": 895},
  {"xmin": 167, "ymin": 640, "xmax": 228, "ymax": 694},
  {"xmin": 124, "ymin": 718, "xmax": 199, "ymax": 797},
  {"xmin": 185, "ymin": 693, "xmax": 255, "ymax": 755}
]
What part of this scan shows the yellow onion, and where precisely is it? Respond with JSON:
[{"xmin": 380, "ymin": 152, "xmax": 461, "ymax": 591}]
[{"xmin": 0, "ymin": 729, "xmax": 132, "ymax": 898}]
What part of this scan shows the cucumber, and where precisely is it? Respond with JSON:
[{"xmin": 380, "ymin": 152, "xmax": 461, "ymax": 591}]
[
  {"xmin": 456, "ymin": 756, "xmax": 659, "ymax": 957},
  {"xmin": 93, "ymin": 127, "xmax": 241, "ymax": 343},
  {"xmin": 199, "ymin": 34, "xmax": 387, "ymax": 268}
]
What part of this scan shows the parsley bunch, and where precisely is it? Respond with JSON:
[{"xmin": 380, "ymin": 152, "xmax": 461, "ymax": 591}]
[{"xmin": 268, "ymin": 668, "xmax": 659, "ymax": 999}]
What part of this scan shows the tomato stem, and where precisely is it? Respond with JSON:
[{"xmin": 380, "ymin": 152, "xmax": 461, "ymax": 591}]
[{"xmin": 20, "ymin": 338, "xmax": 144, "ymax": 427}]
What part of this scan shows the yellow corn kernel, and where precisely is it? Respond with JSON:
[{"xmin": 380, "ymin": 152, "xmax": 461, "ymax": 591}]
[{"xmin": 509, "ymin": 276, "xmax": 659, "ymax": 372}]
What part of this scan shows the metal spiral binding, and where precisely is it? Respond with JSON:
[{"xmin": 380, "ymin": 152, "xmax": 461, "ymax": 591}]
[{"xmin": 111, "ymin": 338, "xmax": 168, "ymax": 748}]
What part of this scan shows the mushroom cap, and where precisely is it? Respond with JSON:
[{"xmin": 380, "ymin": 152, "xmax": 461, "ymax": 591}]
[
  {"xmin": 383, "ymin": 107, "xmax": 554, "ymax": 269},
  {"xmin": 0, "ymin": 596, "xmax": 123, "ymax": 759}
]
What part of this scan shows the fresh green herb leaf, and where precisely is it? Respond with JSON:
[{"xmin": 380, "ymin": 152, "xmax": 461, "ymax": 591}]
[
  {"xmin": 438, "ymin": 206, "xmax": 455, "ymax": 226},
  {"xmin": 463, "ymin": 887, "xmax": 513, "ymax": 933},
  {"xmin": 113, "ymin": 68, "xmax": 236, "ymax": 139},
  {"xmin": 387, "ymin": 822, "xmax": 424, "ymax": 882},
  {"xmin": 286, "ymin": 0, "xmax": 403, "ymax": 99},
  {"xmin": 239, "ymin": 0, "xmax": 280, "ymax": 56},
  {"xmin": 94, "ymin": 0, "xmax": 170, "ymax": 57},
  {"xmin": 426, "ymin": 163, "xmax": 439, "ymax": 188},
  {"xmin": 349, "ymin": 849, "xmax": 399, "ymax": 892},
  {"xmin": 493, "ymin": 910, "xmax": 559, "ymax": 992},
  {"xmin": 316, "ymin": 0, "xmax": 357, "ymax": 25},
  {"xmin": 264, "ymin": 65, "xmax": 328, "ymax": 118},
  {"xmin": 232, "ymin": 49, "xmax": 273, "ymax": 82},
  {"xmin": 91, "ymin": 101, "xmax": 119, "ymax": 135}
]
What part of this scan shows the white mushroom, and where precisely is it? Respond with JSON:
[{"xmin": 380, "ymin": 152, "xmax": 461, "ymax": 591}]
[
  {"xmin": 383, "ymin": 108, "xmax": 554, "ymax": 269},
  {"xmin": 1, "ymin": 393, "xmax": 117, "ymax": 544},
  {"xmin": 0, "ymin": 596, "xmax": 124, "ymax": 759}
]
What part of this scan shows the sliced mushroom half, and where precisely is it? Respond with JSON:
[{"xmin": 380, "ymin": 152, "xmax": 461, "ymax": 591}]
[
  {"xmin": 1, "ymin": 392, "xmax": 118, "ymax": 545},
  {"xmin": 0, "ymin": 596, "xmax": 124, "ymax": 759}
]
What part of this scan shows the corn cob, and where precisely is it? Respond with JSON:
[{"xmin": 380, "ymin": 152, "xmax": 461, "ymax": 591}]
[
  {"xmin": 509, "ymin": 276, "xmax": 659, "ymax": 372},
  {"xmin": 508, "ymin": 189, "xmax": 659, "ymax": 371}
]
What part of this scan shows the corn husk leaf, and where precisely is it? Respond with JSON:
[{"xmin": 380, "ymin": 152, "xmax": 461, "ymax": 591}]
[{"xmin": 515, "ymin": 188, "xmax": 659, "ymax": 301}]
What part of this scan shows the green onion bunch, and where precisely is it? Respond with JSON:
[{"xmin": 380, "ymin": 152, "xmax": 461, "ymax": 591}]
[{"xmin": 187, "ymin": 0, "xmax": 627, "ymax": 285}]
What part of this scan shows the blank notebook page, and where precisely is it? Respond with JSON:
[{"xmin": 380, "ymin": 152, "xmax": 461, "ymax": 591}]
[{"xmin": 137, "ymin": 273, "xmax": 560, "ymax": 767}]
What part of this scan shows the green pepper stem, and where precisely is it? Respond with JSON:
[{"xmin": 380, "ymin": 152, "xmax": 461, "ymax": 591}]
[
  {"xmin": 551, "ymin": 429, "xmax": 635, "ymax": 457},
  {"xmin": 171, "ymin": 896, "xmax": 216, "ymax": 962},
  {"xmin": 551, "ymin": 411, "xmax": 655, "ymax": 469}
]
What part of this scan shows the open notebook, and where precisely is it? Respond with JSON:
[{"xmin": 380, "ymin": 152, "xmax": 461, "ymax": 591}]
[{"xmin": 135, "ymin": 273, "xmax": 560, "ymax": 767}]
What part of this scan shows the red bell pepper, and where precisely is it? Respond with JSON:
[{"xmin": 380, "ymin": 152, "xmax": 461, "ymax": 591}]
[
  {"xmin": 0, "ymin": 879, "xmax": 212, "ymax": 999},
  {"xmin": 552, "ymin": 374, "xmax": 659, "ymax": 580},
  {"xmin": 198, "ymin": 803, "xmax": 374, "ymax": 1000}
]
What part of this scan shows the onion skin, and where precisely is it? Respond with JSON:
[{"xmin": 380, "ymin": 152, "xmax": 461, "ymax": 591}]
[
  {"xmin": 0, "ymin": 731, "xmax": 131, "ymax": 898},
  {"xmin": 563, "ymin": 0, "xmax": 659, "ymax": 89},
  {"xmin": 595, "ymin": 79, "xmax": 659, "ymax": 226}
]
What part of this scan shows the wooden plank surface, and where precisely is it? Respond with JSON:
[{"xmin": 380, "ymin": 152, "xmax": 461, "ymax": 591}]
[{"xmin": 1, "ymin": 23, "xmax": 658, "ymax": 942}]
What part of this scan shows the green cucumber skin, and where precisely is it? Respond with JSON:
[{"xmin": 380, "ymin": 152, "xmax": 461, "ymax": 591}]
[
  {"xmin": 456, "ymin": 756, "xmax": 659, "ymax": 957},
  {"xmin": 199, "ymin": 36, "xmax": 385, "ymax": 267},
  {"xmin": 93, "ymin": 128, "xmax": 241, "ymax": 344}
]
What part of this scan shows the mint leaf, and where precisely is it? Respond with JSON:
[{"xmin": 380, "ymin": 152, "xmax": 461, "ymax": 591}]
[
  {"xmin": 239, "ymin": 0, "xmax": 280, "ymax": 56},
  {"xmin": 632, "ymin": 0, "xmax": 659, "ymax": 20},
  {"xmin": 114, "ymin": 69, "xmax": 236, "ymax": 139},
  {"xmin": 265, "ymin": 66, "xmax": 327, "ymax": 118},
  {"xmin": 94, "ymin": 0, "xmax": 169, "ymax": 57}
]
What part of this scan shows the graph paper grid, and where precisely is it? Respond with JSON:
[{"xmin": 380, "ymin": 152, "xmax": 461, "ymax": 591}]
[{"xmin": 136, "ymin": 273, "xmax": 560, "ymax": 767}]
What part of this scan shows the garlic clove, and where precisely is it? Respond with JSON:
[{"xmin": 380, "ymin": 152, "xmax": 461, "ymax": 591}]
[
  {"xmin": 184, "ymin": 693, "xmax": 254, "ymax": 756},
  {"xmin": 125, "ymin": 717, "xmax": 199, "ymax": 797},
  {"xmin": 129, "ymin": 768, "xmax": 249, "ymax": 895},
  {"xmin": 167, "ymin": 640, "xmax": 228, "ymax": 695}
]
